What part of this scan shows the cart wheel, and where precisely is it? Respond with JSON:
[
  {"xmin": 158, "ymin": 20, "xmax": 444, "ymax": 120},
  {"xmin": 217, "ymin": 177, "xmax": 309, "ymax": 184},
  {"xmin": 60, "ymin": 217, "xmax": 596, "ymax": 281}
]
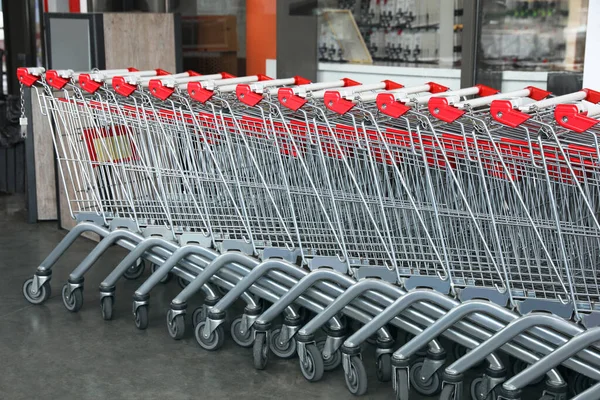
[
  {"xmin": 269, "ymin": 326, "xmax": 297, "ymax": 359},
  {"xmin": 123, "ymin": 259, "xmax": 145, "ymax": 280},
  {"xmin": 62, "ymin": 284, "xmax": 83, "ymax": 312},
  {"xmin": 410, "ymin": 359, "xmax": 442, "ymax": 396},
  {"xmin": 195, "ymin": 321, "xmax": 225, "ymax": 351},
  {"xmin": 100, "ymin": 296, "xmax": 114, "ymax": 321},
  {"xmin": 376, "ymin": 353, "xmax": 392, "ymax": 382},
  {"xmin": 167, "ymin": 313, "xmax": 185, "ymax": 340},
  {"xmin": 177, "ymin": 276, "xmax": 189, "ymax": 289},
  {"xmin": 344, "ymin": 355, "xmax": 368, "ymax": 395},
  {"xmin": 134, "ymin": 304, "xmax": 149, "ymax": 330},
  {"xmin": 192, "ymin": 306, "xmax": 207, "ymax": 328},
  {"xmin": 316, "ymin": 337, "xmax": 342, "ymax": 371},
  {"xmin": 253, "ymin": 332, "xmax": 269, "ymax": 370},
  {"xmin": 471, "ymin": 376, "xmax": 497, "ymax": 400},
  {"xmin": 510, "ymin": 358, "xmax": 544, "ymax": 386},
  {"xmin": 573, "ymin": 373, "xmax": 594, "ymax": 395},
  {"xmin": 151, "ymin": 263, "xmax": 172, "ymax": 284},
  {"xmin": 440, "ymin": 384, "xmax": 457, "ymax": 400},
  {"xmin": 299, "ymin": 343, "xmax": 324, "ymax": 382},
  {"xmin": 230, "ymin": 316, "xmax": 254, "ymax": 348},
  {"xmin": 395, "ymin": 368, "xmax": 410, "ymax": 400},
  {"xmin": 22, "ymin": 278, "xmax": 51, "ymax": 305}
]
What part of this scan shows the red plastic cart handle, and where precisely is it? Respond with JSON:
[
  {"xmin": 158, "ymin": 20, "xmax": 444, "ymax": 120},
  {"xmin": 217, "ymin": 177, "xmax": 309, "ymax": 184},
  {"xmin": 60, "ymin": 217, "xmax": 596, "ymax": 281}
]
[
  {"xmin": 490, "ymin": 100, "xmax": 532, "ymax": 128},
  {"xmin": 555, "ymin": 104, "xmax": 600, "ymax": 133},
  {"xmin": 277, "ymin": 78, "xmax": 360, "ymax": 111},
  {"xmin": 324, "ymin": 80, "xmax": 403, "ymax": 115},
  {"xmin": 376, "ymin": 82, "xmax": 449, "ymax": 118},
  {"xmin": 428, "ymin": 84, "xmax": 499, "ymax": 122},
  {"xmin": 236, "ymin": 76, "xmax": 311, "ymax": 107},
  {"xmin": 45, "ymin": 70, "xmax": 71, "ymax": 90},
  {"xmin": 189, "ymin": 73, "xmax": 264, "ymax": 103},
  {"xmin": 17, "ymin": 68, "xmax": 42, "ymax": 87}
]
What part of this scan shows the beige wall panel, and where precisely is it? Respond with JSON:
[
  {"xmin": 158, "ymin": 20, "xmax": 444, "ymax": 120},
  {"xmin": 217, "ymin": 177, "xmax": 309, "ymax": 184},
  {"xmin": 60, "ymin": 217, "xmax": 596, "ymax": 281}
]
[{"xmin": 103, "ymin": 13, "xmax": 177, "ymax": 71}]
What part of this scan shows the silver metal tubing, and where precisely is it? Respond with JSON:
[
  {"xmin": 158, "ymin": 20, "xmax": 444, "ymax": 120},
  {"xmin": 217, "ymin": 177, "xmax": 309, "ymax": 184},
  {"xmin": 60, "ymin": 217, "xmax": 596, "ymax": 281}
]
[
  {"xmin": 209, "ymin": 260, "xmax": 345, "ymax": 331},
  {"xmin": 34, "ymin": 225, "xmax": 600, "ymax": 380},
  {"xmin": 37, "ymin": 222, "xmax": 116, "ymax": 272},
  {"xmin": 345, "ymin": 298, "xmax": 505, "ymax": 370},
  {"xmin": 445, "ymin": 312, "xmax": 586, "ymax": 384},
  {"xmin": 503, "ymin": 327, "xmax": 600, "ymax": 391},
  {"xmin": 255, "ymin": 269, "xmax": 405, "ymax": 341},
  {"xmin": 393, "ymin": 301, "xmax": 559, "ymax": 381}
]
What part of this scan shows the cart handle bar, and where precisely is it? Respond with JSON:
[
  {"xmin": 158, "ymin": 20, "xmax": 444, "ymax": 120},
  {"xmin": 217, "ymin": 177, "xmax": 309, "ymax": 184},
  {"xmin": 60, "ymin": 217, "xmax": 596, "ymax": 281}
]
[
  {"xmin": 323, "ymin": 80, "xmax": 403, "ymax": 114},
  {"xmin": 375, "ymin": 82, "xmax": 450, "ymax": 117},
  {"xmin": 428, "ymin": 85, "xmax": 549, "ymax": 123},
  {"xmin": 277, "ymin": 78, "xmax": 361, "ymax": 111},
  {"xmin": 236, "ymin": 76, "xmax": 312, "ymax": 106},
  {"xmin": 148, "ymin": 73, "xmax": 234, "ymax": 101},
  {"xmin": 111, "ymin": 69, "xmax": 175, "ymax": 96},
  {"xmin": 188, "ymin": 74, "xmax": 272, "ymax": 103},
  {"xmin": 17, "ymin": 67, "xmax": 46, "ymax": 87},
  {"xmin": 45, "ymin": 68, "xmax": 136, "ymax": 90},
  {"xmin": 491, "ymin": 88, "xmax": 600, "ymax": 128},
  {"xmin": 555, "ymin": 101, "xmax": 600, "ymax": 133}
]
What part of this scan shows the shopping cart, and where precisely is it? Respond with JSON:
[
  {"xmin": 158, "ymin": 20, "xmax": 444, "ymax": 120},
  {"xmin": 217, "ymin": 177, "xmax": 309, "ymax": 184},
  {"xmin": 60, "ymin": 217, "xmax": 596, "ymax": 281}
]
[{"xmin": 17, "ymin": 66, "xmax": 600, "ymax": 400}]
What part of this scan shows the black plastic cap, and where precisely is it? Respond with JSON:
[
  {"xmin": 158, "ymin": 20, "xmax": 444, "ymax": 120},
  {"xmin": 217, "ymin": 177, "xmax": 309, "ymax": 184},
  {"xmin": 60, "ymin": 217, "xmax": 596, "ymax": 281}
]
[
  {"xmin": 296, "ymin": 333, "xmax": 315, "ymax": 343},
  {"xmin": 485, "ymin": 366, "xmax": 507, "ymax": 379},
  {"xmin": 98, "ymin": 284, "xmax": 115, "ymax": 292},
  {"xmin": 376, "ymin": 338, "xmax": 395, "ymax": 349},
  {"xmin": 170, "ymin": 301, "xmax": 188, "ymax": 311},
  {"xmin": 204, "ymin": 297, "xmax": 220, "ymax": 307},
  {"xmin": 244, "ymin": 305, "xmax": 263, "ymax": 316},
  {"xmin": 36, "ymin": 269, "xmax": 52, "ymax": 277},
  {"xmin": 68, "ymin": 276, "xmax": 85, "ymax": 285},
  {"xmin": 442, "ymin": 371, "xmax": 464, "ymax": 384},
  {"xmin": 208, "ymin": 310, "xmax": 226, "ymax": 320},
  {"xmin": 253, "ymin": 321, "xmax": 271, "ymax": 332},
  {"xmin": 426, "ymin": 348, "xmax": 447, "ymax": 361},
  {"xmin": 323, "ymin": 326, "xmax": 347, "ymax": 338},
  {"xmin": 391, "ymin": 356, "xmax": 411, "ymax": 368},
  {"xmin": 341, "ymin": 345, "xmax": 361, "ymax": 356},
  {"xmin": 283, "ymin": 316, "xmax": 303, "ymax": 327},
  {"xmin": 132, "ymin": 293, "xmax": 150, "ymax": 302},
  {"xmin": 498, "ymin": 386, "xmax": 522, "ymax": 400}
]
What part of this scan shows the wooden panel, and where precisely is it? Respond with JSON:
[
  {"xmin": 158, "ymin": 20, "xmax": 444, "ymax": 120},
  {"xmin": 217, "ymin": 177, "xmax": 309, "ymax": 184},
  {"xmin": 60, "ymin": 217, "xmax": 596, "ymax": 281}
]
[
  {"xmin": 102, "ymin": 13, "xmax": 177, "ymax": 72},
  {"xmin": 182, "ymin": 16, "xmax": 238, "ymax": 52},
  {"xmin": 31, "ymin": 93, "xmax": 57, "ymax": 220}
]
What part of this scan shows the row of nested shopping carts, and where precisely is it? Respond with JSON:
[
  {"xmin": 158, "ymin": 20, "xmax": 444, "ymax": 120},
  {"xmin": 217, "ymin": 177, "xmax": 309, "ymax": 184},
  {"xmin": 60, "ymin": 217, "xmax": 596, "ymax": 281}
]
[{"xmin": 16, "ymin": 65, "xmax": 600, "ymax": 400}]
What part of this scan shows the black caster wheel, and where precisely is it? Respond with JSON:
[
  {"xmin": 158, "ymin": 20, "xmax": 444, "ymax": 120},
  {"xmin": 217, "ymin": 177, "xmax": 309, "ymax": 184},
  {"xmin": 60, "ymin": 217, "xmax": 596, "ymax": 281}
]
[
  {"xmin": 316, "ymin": 337, "xmax": 342, "ymax": 371},
  {"xmin": 269, "ymin": 326, "xmax": 297, "ymax": 359},
  {"xmin": 253, "ymin": 332, "xmax": 269, "ymax": 370},
  {"xmin": 123, "ymin": 259, "xmax": 145, "ymax": 280},
  {"xmin": 299, "ymin": 343, "xmax": 324, "ymax": 382},
  {"xmin": 62, "ymin": 284, "xmax": 83, "ymax": 312},
  {"xmin": 440, "ymin": 384, "xmax": 458, "ymax": 400},
  {"xmin": 151, "ymin": 263, "xmax": 172, "ymax": 284},
  {"xmin": 573, "ymin": 373, "xmax": 595, "ymax": 395},
  {"xmin": 394, "ymin": 368, "xmax": 410, "ymax": 400},
  {"xmin": 195, "ymin": 321, "xmax": 225, "ymax": 351},
  {"xmin": 409, "ymin": 359, "xmax": 443, "ymax": 396},
  {"xmin": 376, "ymin": 353, "xmax": 392, "ymax": 382},
  {"xmin": 192, "ymin": 306, "xmax": 207, "ymax": 328},
  {"xmin": 510, "ymin": 358, "xmax": 544, "ymax": 386},
  {"xmin": 177, "ymin": 276, "xmax": 189, "ymax": 289},
  {"xmin": 344, "ymin": 355, "xmax": 368, "ymax": 395},
  {"xmin": 230, "ymin": 316, "xmax": 254, "ymax": 348},
  {"xmin": 167, "ymin": 312, "xmax": 185, "ymax": 340},
  {"xmin": 22, "ymin": 278, "xmax": 51, "ymax": 304},
  {"xmin": 134, "ymin": 304, "xmax": 149, "ymax": 330},
  {"xmin": 100, "ymin": 296, "xmax": 114, "ymax": 320},
  {"xmin": 471, "ymin": 376, "xmax": 497, "ymax": 400}
]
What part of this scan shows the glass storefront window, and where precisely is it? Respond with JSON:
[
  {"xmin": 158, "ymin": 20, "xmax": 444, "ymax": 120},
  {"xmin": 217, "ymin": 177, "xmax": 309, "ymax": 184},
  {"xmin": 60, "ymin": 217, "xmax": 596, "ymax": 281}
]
[{"xmin": 479, "ymin": 0, "xmax": 588, "ymax": 72}]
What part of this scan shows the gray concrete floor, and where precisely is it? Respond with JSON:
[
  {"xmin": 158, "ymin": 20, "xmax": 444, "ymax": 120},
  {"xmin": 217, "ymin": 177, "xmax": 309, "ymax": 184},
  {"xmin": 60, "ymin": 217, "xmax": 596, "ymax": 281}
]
[{"xmin": 0, "ymin": 193, "xmax": 545, "ymax": 400}]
